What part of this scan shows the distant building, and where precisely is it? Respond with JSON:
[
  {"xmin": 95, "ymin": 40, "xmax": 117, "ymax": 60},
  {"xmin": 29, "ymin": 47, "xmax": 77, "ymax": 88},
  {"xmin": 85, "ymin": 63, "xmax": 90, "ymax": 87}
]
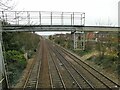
[
  {"xmin": 86, "ymin": 32, "xmax": 95, "ymax": 40},
  {"xmin": 118, "ymin": 1, "xmax": 120, "ymax": 27}
]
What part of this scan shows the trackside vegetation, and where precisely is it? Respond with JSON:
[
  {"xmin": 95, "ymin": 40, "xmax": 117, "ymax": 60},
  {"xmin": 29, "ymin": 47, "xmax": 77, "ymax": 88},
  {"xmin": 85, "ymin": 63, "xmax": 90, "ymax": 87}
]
[
  {"xmin": 49, "ymin": 32, "xmax": 119, "ymax": 76},
  {"xmin": 2, "ymin": 32, "xmax": 40, "ymax": 86}
]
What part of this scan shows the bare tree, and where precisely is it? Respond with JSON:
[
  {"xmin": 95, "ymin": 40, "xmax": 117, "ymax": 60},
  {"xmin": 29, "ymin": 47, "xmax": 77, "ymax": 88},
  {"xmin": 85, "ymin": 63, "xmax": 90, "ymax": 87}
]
[
  {"xmin": 95, "ymin": 18, "xmax": 115, "ymax": 26},
  {"xmin": 0, "ymin": 0, "xmax": 16, "ymax": 11}
]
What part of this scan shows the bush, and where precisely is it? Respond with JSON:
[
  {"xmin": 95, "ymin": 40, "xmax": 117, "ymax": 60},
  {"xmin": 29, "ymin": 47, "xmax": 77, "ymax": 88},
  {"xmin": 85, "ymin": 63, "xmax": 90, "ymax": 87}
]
[
  {"xmin": 2, "ymin": 32, "xmax": 40, "ymax": 86},
  {"xmin": 87, "ymin": 55, "xmax": 118, "ymax": 71},
  {"xmin": 5, "ymin": 50, "xmax": 27, "ymax": 85}
]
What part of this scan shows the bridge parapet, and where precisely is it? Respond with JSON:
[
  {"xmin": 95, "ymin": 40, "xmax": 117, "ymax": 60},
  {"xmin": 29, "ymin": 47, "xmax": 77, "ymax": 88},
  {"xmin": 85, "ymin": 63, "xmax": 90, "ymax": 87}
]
[{"xmin": 0, "ymin": 11, "xmax": 85, "ymax": 26}]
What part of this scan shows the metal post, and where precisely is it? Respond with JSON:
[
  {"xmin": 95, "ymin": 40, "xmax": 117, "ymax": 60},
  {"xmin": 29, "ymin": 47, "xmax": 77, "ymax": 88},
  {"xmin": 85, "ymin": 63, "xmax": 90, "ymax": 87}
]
[
  {"xmin": 80, "ymin": 33, "xmax": 82, "ymax": 49},
  {"xmin": 5, "ymin": 14, "xmax": 7, "ymax": 23},
  {"xmin": 61, "ymin": 12, "xmax": 63, "ymax": 25},
  {"xmin": 83, "ymin": 13, "xmax": 85, "ymax": 25},
  {"xmin": 0, "ymin": 21, "xmax": 3, "ymax": 89},
  {"xmin": 81, "ymin": 14, "xmax": 82, "ymax": 25},
  {"xmin": 74, "ymin": 32, "xmax": 77, "ymax": 49},
  {"xmin": 39, "ymin": 12, "xmax": 41, "ymax": 25},
  {"xmin": 51, "ymin": 12, "xmax": 52, "ymax": 25},
  {"xmin": 2, "ymin": 11, "xmax": 4, "ymax": 26},
  {"xmin": 74, "ymin": 32, "xmax": 76, "ymax": 49},
  {"xmin": 75, "ymin": 34, "xmax": 77, "ymax": 49},
  {"xmin": 73, "ymin": 12, "xmax": 74, "ymax": 25},
  {"xmin": 118, "ymin": 28, "xmax": 120, "ymax": 82},
  {"xmin": 15, "ymin": 12, "xmax": 17, "ymax": 25},
  {"xmin": 16, "ymin": 12, "xmax": 20, "ymax": 25},
  {"xmin": 81, "ymin": 32, "xmax": 83, "ymax": 50},
  {"xmin": 18, "ymin": 17, "xmax": 19, "ymax": 25},
  {"xmin": 2, "ymin": 11, "xmax": 4, "ymax": 21},
  {"xmin": 27, "ymin": 12, "xmax": 30, "ymax": 25},
  {"xmin": 71, "ymin": 14, "xmax": 72, "ymax": 25},
  {"xmin": 82, "ymin": 31, "xmax": 85, "ymax": 50}
]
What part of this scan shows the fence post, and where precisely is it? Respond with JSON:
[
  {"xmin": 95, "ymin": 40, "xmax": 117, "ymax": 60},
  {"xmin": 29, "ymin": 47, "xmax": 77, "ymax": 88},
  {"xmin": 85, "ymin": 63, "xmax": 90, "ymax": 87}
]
[
  {"xmin": 27, "ymin": 11, "xmax": 30, "ymax": 25},
  {"xmin": 51, "ymin": 12, "xmax": 52, "ymax": 25},
  {"xmin": 83, "ymin": 13, "xmax": 85, "ymax": 25},
  {"xmin": 73, "ymin": 12, "xmax": 74, "ymax": 25},
  {"xmin": 81, "ymin": 14, "xmax": 82, "ymax": 25},
  {"xmin": 39, "ymin": 12, "xmax": 41, "ymax": 25},
  {"xmin": 71, "ymin": 14, "xmax": 72, "ymax": 25},
  {"xmin": 61, "ymin": 12, "xmax": 63, "ymax": 25}
]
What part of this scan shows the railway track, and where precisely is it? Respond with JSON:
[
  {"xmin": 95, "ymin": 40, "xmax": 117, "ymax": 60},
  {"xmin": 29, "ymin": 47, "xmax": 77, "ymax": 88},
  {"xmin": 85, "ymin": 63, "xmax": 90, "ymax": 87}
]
[
  {"xmin": 48, "ymin": 42, "xmax": 95, "ymax": 89},
  {"xmin": 49, "ymin": 45, "xmax": 81, "ymax": 89},
  {"xmin": 21, "ymin": 38, "xmax": 119, "ymax": 89},
  {"xmin": 36, "ymin": 39, "xmax": 51, "ymax": 89},
  {"xmin": 23, "ymin": 39, "xmax": 52, "ymax": 89},
  {"xmin": 23, "ymin": 41, "xmax": 42, "ymax": 89},
  {"xmin": 48, "ymin": 47, "xmax": 66, "ymax": 89},
  {"xmin": 53, "ymin": 41, "xmax": 120, "ymax": 89}
]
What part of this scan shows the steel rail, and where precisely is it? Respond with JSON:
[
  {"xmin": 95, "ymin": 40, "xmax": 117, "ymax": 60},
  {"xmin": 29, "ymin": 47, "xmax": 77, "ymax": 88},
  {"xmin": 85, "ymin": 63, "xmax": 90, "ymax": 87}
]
[
  {"xmin": 53, "ymin": 46, "xmax": 95, "ymax": 89},
  {"xmin": 36, "ymin": 39, "xmax": 52, "ymax": 88},
  {"xmin": 57, "ymin": 46, "xmax": 109, "ymax": 89},
  {"xmin": 57, "ymin": 45, "xmax": 120, "ymax": 89},
  {"xmin": 49, "ymin": 44, "xmax": 81, "ymax": 89},
  {"xmin": 47, "ymin": 53, "xmax": 54, "ymax": 89},
  {"xmin": 49, "ymin": 42, "xmax": 94, "ymax": 89},
  {"xmin": 48, "ymin": 44, "xmax": 66, "ymax": 89},
  {"xmin": 23, "ymin": 56, "xmax": 37, "ymax": 89},
  {"xmin": 23, "ymin": 41, "xmax": 42, "ymax": 89},
  {"xmin": 35, "ymin": 41, "xmax": 43, "ymax": 89}
]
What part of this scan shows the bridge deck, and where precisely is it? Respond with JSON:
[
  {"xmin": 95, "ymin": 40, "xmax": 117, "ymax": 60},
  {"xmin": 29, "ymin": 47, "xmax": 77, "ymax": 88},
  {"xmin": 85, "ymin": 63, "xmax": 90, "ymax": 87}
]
[{"xmin": 2, "ymin": 25, "xmax": 119, "ymax": 32}]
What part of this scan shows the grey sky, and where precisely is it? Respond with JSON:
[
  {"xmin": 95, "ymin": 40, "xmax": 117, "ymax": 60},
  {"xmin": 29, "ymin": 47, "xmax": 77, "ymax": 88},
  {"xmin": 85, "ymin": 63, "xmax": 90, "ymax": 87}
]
[{"xmin": 14, "ymin": 0, "xmax": 119, "ymax": 26}]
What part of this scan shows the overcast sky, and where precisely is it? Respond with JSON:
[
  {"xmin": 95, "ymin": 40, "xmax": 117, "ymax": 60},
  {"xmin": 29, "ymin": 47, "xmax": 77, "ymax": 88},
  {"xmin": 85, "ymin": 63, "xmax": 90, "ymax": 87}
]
[
  {"xmin": 14, "ymin": 0, "xmax": 119, "ymax": 35},
  {"xmin": 14, "ymin": 0, "xmax": 119, "ymax": 26}
]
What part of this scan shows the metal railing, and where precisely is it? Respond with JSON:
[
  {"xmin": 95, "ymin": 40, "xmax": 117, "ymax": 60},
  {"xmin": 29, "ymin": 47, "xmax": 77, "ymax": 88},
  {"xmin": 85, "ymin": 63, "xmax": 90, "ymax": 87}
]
[{"xmin": 0, "ymin": 11, "xmax": 85, "ymax": 26}]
